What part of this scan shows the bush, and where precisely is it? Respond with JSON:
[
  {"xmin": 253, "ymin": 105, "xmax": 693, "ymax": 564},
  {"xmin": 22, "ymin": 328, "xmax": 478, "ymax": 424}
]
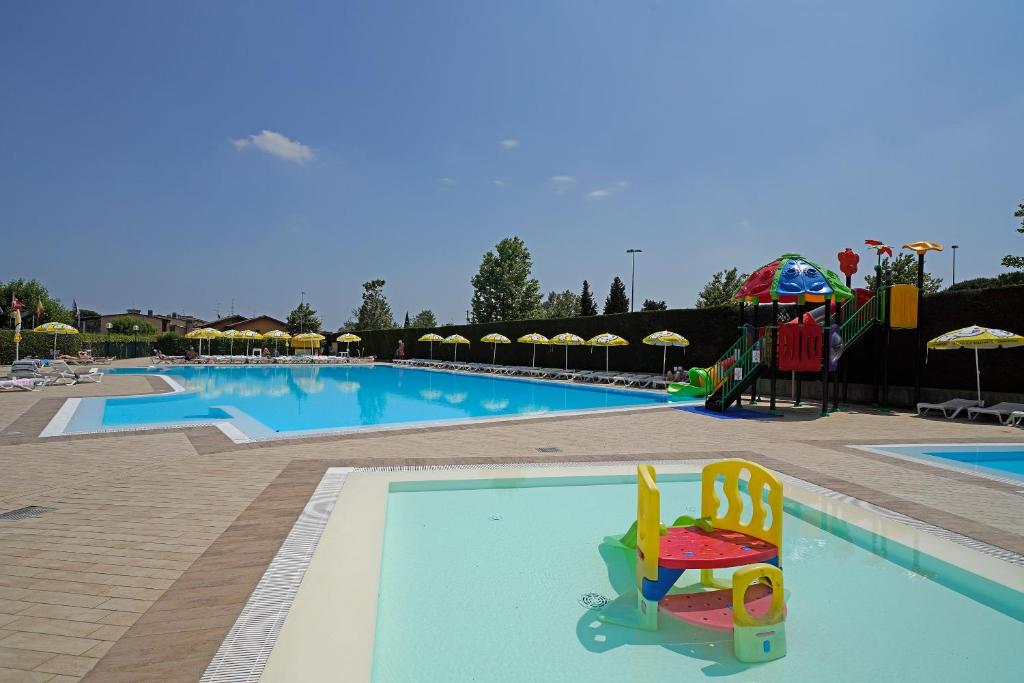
[{"xmin": 108, "ymin": 316, "xmax": 157, "ymax": 335}]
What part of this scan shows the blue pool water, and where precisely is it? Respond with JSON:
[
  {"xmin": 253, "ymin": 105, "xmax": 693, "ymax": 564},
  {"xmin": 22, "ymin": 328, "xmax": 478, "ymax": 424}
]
[
  {"xmin": 865, "ymin": 444, "xmax": 1024, "ymax": 481},
  {"xmin": 63, "ymin": 365, "xmax": 666, "ymax": 438},
  {"xmin": 372, "ymin": 474, "xmax": 1024, "ymax": 682}
]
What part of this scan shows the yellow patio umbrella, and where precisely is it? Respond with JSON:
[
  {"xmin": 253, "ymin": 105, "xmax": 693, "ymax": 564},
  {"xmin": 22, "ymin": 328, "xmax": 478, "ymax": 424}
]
[
  {"xmin": 481, "ymin": 333, "xmax": 511, "ymax": 364},
  {"xmin": 642, "ymin": 330, "xmax": 690, "ymax": 375},
  {"xmin": 185, "ymin": 327, "xmax": 222, "ymax": 357},
  {"xmin": 263, "ymin": 329, "xmax": 291, "ymax": 355},
  {"xmin": 586, "ymin": 333, "xmax": 629, "ymax": 372},
  {"xmin": 549, "ymin": 332, "xmax": 585, "ymax": 370},
  {"xmin": 517, "ymin": 332, "xmax": 550, "ymax": 368},
  {"xmin": 292, "ymin": 332, "xmax": 325, "ymax": 354},
  {"xmin": 927, "ymin": 325, "xmax": 1024, "ymax": 405},
  {"xmin": 441, "ymin": 334, "xmax": 470, "ymax": 362},
  {"xmin": 220, "ymin": 329, "xmax": 243, "ymax": 356},
  {"xmin": 419, "ymin": 332, "xmax": 444, "ymax": 360},
  {"xmin": 236, "ymin": 329, "xmax": 264, "ymax": 356},
  {"xmin": 33, "ymin": 322, "xmax": 78, "ymax": 358},
  {"xmin": 337, "ymin": 332, "xmax": 361, "ymax": 357}
]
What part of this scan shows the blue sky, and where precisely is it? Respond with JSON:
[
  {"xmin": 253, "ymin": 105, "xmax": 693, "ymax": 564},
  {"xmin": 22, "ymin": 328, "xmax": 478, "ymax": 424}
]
[{"xmin": 2, "ymin": 1, "xmax": 1021, "ymax": 328}]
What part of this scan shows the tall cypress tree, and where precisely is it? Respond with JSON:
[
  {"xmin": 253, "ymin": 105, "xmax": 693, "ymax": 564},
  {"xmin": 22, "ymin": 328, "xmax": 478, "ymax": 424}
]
[
  {"xmin": 579, "ymin": 280, "xmax": 597, "ymax": 316},
  {"xmin": 403, "ymin": 312, "xmax": 410, "ymax": 328},
  {"xmin": 603, "ymin": 277, "xmax": 629, "ymax": 314}
]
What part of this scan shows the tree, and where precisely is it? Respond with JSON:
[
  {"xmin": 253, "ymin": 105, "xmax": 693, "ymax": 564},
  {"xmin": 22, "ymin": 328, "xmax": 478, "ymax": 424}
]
[
  {"xmin": 579, "ymin": 280, "xmax": 597, "ymax": 316},
  {"xmin": 1001, "ymin": 202, "xmax": 1024, "ymax": 270},
  {"xmin": 642, "ymin": 299, "xmax": 668, "ymax": 311},
  {"xmin": 410, "ymin": 310, "xmax": 438, "ymax": 328},
  {"xmin": 696, "ymin": 268, "xmax": 747, "ymax": 308},
  {"xmin": 470, "ymin": 237, "xmax": 542, "ymax": 323},
  {"xmin": 355, "ymin": 279, "xmax": 396, "ymax": 330},
  {"xmin": 603, "ymin": 277, "xmax": 629, "ymax": 314},
  {"xmin": 540, "ymin": 290, "xmax": 581, "ymax": 319},
  {"xmin": 864, "ymin": 254, "xmax": 943, "ymax": 293},
  {"xmin": 0, "ymin": 278, "xmax": 71, "ymax": 327},
  {"xmin": 403, "ymin": 312, "xmax": 410, "ymax": 328},
  {"xmin": 286, "ymin": 302, "xmax": 321, "ymax": 334},
  {"xmin": 78, "ymin": 308, "xmax": 100, "ymax": 319},
  {"xmin": 109, "ymin": 316, "xmax": 156, "ymax": 335}
]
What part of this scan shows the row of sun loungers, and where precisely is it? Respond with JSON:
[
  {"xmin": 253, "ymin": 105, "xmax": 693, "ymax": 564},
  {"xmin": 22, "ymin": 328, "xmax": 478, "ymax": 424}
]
[
  {"xmin": 2, "ymin": 359, "xmax": 104, "ymax": 389},
  {"xmin": 392, "ymin": 358, "xmax": 668, "ymax": 389},
  {"xmin": 916, "ymin": 398, "xmax": 1024, "ymax": 426}
]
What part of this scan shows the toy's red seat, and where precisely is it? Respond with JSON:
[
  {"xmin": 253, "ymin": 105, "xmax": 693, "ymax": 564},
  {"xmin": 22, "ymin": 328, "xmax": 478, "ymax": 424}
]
[
  {"xmin": 657, "ymin": 526, "xmax": 778, "ymax": 570},
  {"xmin": 661, "ymin": 583, "xmax": 782, "ymax": 631}
]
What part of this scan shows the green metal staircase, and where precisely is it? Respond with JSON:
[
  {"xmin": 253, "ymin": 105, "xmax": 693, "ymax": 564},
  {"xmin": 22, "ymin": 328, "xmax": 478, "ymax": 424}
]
[
  {"xmin": 839, "ymin": 289, "xmax": 885, "ymax": 349},
  {"xmin": 705, "ymin": 327, "xmax": 769, "ymax": 412}
]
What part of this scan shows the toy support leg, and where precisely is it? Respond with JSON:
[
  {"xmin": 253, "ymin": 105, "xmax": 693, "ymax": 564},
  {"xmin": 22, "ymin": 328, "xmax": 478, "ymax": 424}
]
[
  {"xmin": 702, "ymin": 555, "xmax": 780, "ymax": 590},
  {"xmin": 641, "ymin": 566, "xmax": 685, "ymax": 602}
]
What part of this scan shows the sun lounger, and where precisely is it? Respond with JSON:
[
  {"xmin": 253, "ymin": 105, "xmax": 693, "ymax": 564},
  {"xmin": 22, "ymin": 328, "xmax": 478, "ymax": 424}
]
[
  {"xmin": 967, "ymin": 402, "xmax": 1024, "ymax": 424},
  {"xmin": 1010, "ymin": 410, "xmax": 1024, "ymax": 427},
  {"xmin": 50, "ymin": 361, "xmax": 103, "ymax": 383},
  {"xmin": 0, "ymin": 378, "xmax": 39, "ymax": 391},
  {"xmin": 916, "ymin": 398, "xmax": 981, "ymax": 419}
]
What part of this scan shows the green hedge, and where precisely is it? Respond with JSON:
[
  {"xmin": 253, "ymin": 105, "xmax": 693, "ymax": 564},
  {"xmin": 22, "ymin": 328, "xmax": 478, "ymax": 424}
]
[{"xmin": 0, "ymin": 331, "xmax": 160, "ymax": 364}]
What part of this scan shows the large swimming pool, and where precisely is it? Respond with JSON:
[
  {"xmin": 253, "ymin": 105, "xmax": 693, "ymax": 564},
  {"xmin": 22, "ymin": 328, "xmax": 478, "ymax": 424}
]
[{"xmin": 50, "ymin": 365, "xmax": 669, "ymax": 441}]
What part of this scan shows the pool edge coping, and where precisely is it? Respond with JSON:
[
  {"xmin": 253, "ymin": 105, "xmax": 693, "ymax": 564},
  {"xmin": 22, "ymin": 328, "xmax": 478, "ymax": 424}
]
[
  {"xmin": 239, "ymin": 460, "xmax": 1024, "ymax": 683},
  {"xmin": 851, "ymin": 442, "xmax": 1024, "ymax": 487}
]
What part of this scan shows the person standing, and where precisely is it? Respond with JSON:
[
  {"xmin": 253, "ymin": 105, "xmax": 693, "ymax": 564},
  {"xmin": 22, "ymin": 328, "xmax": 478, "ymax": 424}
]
[{"xmin": 395, "ymin": 339, "xmax": 405, "ymax": 361}]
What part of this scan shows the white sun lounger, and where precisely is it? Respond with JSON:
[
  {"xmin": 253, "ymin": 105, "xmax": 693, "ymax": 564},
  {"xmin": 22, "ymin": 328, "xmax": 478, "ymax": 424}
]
[
  {"xmin": 916, "ymin": 398, "xmax": 981, "ymax": 419},
  {"xmin": 966, "ymin": 402, "xmax": 1024, "ymax": 425},
  {"xmin": 1010, "ymin": 410, "xmax": 1024, "ymax": 427},
  {"xmin": 0, "ymin": 378, "xmax": 39, "ymax": 391}
]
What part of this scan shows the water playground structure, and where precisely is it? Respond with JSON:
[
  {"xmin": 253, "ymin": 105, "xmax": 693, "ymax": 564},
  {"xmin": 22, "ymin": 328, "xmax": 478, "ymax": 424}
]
[
  {"xmin": 668, "ymin": 242, "xmax": 940, "ymax": 415},
  {"xmin": 598, "ymin": 460, "xmax": 787, "ymax": 663}
]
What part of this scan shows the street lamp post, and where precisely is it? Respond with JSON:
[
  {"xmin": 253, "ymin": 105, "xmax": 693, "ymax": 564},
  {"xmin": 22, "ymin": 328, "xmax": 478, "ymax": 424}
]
[
  {"xmin": 951, "ymin": 245, "xmax": 959, "ymax": 286},
  {"xmin": 106, "ymin": 322, "xmax": 112, "ymax": 357},
  {"xmin": 626, "ymin": 248, "xmax": 642, "ymax": 312}
]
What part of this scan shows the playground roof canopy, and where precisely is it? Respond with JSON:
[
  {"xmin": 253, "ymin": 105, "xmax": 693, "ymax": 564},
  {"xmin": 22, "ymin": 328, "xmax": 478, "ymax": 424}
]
[{"xmin": 733, "ymin": 253, "xmax": 854, "ymax": 304}]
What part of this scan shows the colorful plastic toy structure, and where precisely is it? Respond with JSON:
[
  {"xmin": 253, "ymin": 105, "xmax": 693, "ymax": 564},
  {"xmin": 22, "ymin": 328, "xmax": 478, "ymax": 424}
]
[{"xmin": 600, "ymin": 459, "xmax": 788, "ymax": 663}]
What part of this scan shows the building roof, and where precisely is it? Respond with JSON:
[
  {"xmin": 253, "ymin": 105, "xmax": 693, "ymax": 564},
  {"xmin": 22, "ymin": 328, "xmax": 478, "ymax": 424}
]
[{"xmin": 209, "ymin": 314, "xmax": 288, "ymax": 331}]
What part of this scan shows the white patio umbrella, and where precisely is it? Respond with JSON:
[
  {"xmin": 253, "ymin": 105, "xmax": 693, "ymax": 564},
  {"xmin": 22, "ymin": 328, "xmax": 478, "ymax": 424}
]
[{"xmin": 927, "ymin": 325, "xmax": 1024, "ymax": 405}]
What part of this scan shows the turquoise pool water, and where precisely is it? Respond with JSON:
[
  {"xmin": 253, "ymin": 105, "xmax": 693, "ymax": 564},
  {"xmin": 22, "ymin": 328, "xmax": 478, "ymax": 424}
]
[
  {"xmin": 62, "ymin": 366, "xmax": 665, "ymax": 439},
  {"xmin": 372, "ymin": 475, "xmax": 1023, "ymax": 682},
  {"xmin": 865, "ymin": 444, "xmax": 1024, "ymax": 481}
]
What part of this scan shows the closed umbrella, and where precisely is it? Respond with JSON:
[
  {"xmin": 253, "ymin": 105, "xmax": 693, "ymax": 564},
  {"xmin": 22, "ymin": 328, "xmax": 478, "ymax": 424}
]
[
  {"xmin": 517, "ymin": 333, "xmax": 550, "ymax": 368},
  {"xmin": 549, "ymin": 332, "xmax": 585, "ymax": 370},
  {"xmin": 33, "ymin": 322, "xmax": 78, "ymax": 358},
  {"xmin": 337, "ymin": 332, "xmax": 361, "ymax": 357},
  {"xmin": 927, "ymin": 325, "xmax": 1024, "ymax": 405},
  {"xmin": 642, "ymin": 330, "xmax": 690, "ymax": 375},
  {"xmin": 586, "ymin": 333, "xmax": 629, "ymax": 372},
  {"xmin": 481, "ymin": 333, "xmax": 511, "ymax": 364},
  {"xmin": 441, "ymin": 334, "xmax": 470, "ymax": 362},
  {"xmin": 419, "ymin": 333, "xmax": 444, "ymax": 360}
]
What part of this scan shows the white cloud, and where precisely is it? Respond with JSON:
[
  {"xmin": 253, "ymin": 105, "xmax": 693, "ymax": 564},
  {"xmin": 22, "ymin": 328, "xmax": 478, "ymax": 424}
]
[
  {"xmin": 587, "ymin": 189, "xmax": 610, "ymax": 199},
  {"xmin": 499, "ymin": 138, "xmax": 520, "ymax": 149},
  {"xmin": 231, "ymin": 130, "xmax": 314, "ymax": 163},
  {"xmin": 492, "ymin": 179, "xmax": 506, "ymax": 187},
  {"xmin": 438, "ymin": 177, "xmax": 456, "ymax": 189}
]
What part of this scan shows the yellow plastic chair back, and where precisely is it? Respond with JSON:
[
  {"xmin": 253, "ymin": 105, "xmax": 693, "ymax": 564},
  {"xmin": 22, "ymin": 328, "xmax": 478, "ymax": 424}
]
[
  {"xmin": 636, "ymin": 464, "xmax": 661, "ymax": 585},
  {"xmin": 701, "ymin": 459, "xmax": 783, "ymax": 555}
]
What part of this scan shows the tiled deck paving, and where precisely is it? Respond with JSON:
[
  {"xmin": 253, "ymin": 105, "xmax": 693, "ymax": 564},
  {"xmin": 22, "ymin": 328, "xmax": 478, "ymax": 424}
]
[{"xmin": 0, "ymin": 363, "xmax": 1021, "ymax": 681}]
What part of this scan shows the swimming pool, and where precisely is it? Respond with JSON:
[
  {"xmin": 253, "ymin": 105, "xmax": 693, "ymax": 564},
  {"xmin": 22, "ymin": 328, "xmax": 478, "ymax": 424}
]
[
  {"xmin": 856, "ymin": 443, "xmax": 1024, "ymax": 482},
  {"xmin": 48, "ymin": 365, "xmax": 670, "ymax": 441},
  {"xmin": 257, "ymin": 467, "xmax": 1024, "ymax": 682}
]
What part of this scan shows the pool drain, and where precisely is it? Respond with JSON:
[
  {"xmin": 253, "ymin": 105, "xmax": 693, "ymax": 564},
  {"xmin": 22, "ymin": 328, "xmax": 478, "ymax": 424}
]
[
  {"xmin": 579, "ymin": 592, "xmax": 609, "ymax": 609},
  {"xmin": 489, "ymin": 514, "xmax": 503, "ymax": 521}
]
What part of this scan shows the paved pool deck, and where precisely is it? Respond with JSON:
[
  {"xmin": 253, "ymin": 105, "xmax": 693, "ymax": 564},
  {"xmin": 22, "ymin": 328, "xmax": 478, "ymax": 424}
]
[{"xmin": 0, "ymin": 360, "xmax": 1021, "ymax": 682}]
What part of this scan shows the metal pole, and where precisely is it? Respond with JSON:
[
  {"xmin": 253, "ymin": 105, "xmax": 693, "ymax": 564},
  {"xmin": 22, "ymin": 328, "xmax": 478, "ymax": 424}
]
[
  {"xmin": 820, "ymin": 295, "xmax": 831, "ymax": 417},
  {"xmin": 913, "ymin": 252, "xmax": 925, "ymax": 406},
  {"xmin": 951, "ymin": 245, "xmax": 959, "ymax": 286},
  {"xmin": 769, "ymin": 301, "xmax": 779, "ymax": 413},
  {"xmin": 626, "ymin": 249, "xmax": 642, "ymax": 312}
]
